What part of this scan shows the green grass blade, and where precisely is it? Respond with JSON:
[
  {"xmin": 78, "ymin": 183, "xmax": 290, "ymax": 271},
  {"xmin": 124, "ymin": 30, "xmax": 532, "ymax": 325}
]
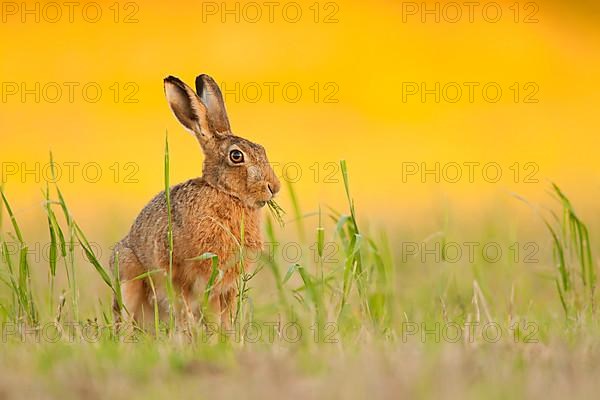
[
  {"xmin": 0, "ymin": 189, "xmax": 24, "ymax": 243},
  {"xmin": 264, "ymin": 217, "xmax": 292, "ymax": 318},
  {"xmin": 164, "ymin": 132, "xmax": 176, "ymax": 331},
  {"xmin": 112, "ymin": 249, "xmax": 124, "ymax": 318},
  {"xmin": 286, "ymin": 180, "xmax": 305, "ymax": 241},
  {"xmin": 73, "ymin": 222, "xmax": 114, "ymax": 291},
  {"xmin": 0, "ymin": 188, "xmax": 37, "ymax": 323},
  {"xmin": 266, "ymin": 200, "xmax": 286, "ymax": 227},
  {"xmin": 44, "ymin": 185, "xmax": 58, "ymax": 279},
  {"xmin": 193, "ymin": 252, "xmax": 220, "ymax": 317}
]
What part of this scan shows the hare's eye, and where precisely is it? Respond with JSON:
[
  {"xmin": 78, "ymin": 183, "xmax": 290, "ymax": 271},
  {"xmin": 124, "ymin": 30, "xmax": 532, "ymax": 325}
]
[{"xmin": 229, "ymin": 149, "xmax": 244, "ymax": 164}]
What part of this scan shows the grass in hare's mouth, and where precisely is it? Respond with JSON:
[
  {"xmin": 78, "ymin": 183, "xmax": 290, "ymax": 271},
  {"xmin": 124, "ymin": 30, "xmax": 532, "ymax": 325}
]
[
  {"xmin": 0, "ymin": 140, "xmax": 598, "ymax": 400},
  {"xmin": 266, "ymin": 199, "xmax": 286, "ymax": 227}
]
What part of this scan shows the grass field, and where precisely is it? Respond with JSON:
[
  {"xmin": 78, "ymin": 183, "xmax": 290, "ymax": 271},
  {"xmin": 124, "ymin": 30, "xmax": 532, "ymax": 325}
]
[
  {"xmin": 1, "ymin": 1, "xmax": 599, "ymax": 398},
  {"xmin": 0, "ymin": 149, "xmax": 599, "ymax": 400}
]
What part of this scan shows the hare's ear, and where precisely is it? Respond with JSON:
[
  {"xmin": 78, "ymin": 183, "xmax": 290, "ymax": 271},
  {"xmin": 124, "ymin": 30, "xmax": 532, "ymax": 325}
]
[
  {"xmin": 195, "ymin": 74, "xmax": 231, "ymax": 134},
  {"xmin": 164, "ymin": 76, "xmax": 214, "ymax": 143}
]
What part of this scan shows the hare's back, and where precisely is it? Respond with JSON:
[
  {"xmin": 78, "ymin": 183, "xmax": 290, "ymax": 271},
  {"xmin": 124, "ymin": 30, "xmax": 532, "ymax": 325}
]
[{"xmin": 125, "ymin": 178, "xmax": 210, "ymax": 267}]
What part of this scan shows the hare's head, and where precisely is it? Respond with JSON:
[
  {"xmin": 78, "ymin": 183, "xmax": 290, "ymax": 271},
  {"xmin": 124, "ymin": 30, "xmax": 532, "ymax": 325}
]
[{"xmin": 164, "ymin": 75, "xmax": 281, "ymax": 209}]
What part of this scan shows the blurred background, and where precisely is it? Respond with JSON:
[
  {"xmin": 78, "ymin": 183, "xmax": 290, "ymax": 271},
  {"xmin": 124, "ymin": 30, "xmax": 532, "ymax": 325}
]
[{"xmin": 1, "ymin": 0, "xmax": 599, "ymax": 235}]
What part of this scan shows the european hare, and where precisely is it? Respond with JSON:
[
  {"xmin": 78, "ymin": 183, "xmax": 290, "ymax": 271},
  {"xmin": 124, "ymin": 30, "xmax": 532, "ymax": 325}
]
[{"xmin": 111, "ymin": 74, "xmax": 281, "ymax": 328}]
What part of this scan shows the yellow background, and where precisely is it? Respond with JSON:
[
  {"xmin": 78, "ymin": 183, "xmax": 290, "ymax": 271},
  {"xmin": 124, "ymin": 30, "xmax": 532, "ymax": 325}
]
[{"xmin": 1, "ymin": 0, "xmax": 599, "ymax": 230}]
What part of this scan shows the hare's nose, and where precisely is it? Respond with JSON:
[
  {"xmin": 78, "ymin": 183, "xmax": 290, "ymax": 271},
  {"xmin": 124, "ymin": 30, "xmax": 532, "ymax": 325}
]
[{"xmin": 268, "ymin": 182, "xmax": 280, "ymax": 196}]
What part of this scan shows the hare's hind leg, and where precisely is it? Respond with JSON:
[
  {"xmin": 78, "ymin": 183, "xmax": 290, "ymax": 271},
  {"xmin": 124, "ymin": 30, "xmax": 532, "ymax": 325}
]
[{"xmin": 111, "ymin": 243, "xmax": 151, "ymax": 326}]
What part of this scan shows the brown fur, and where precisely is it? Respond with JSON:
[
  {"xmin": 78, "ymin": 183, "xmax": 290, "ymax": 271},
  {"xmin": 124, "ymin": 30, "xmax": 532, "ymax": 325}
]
[{"xmin": 110, "ymin": 75, "xmax": 280, "ymax": 328}]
